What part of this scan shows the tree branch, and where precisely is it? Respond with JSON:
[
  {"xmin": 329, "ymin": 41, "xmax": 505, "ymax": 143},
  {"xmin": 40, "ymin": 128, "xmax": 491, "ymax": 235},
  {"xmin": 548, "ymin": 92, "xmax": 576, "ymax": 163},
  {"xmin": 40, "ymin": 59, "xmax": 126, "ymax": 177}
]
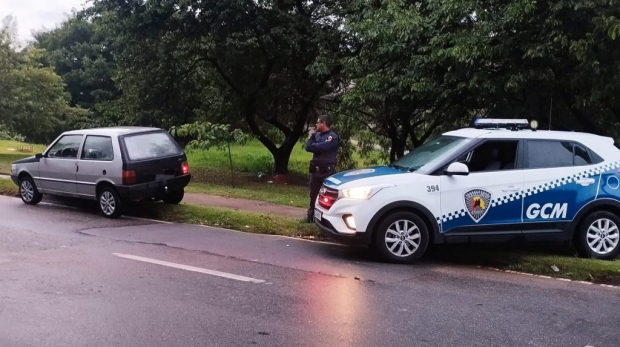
[
  {"xmin": 265, "ymin": 117, "xmax": 292, "ymax": 136},
  {"xmin": 416, "ymin": 115, "xmax": 443, "ymax": 146},
  {"xmin": 295, "ymin": 0, "xmax": 308, "ymax": 16},
  {"xmin": 249, "ymin": 57, "xmax": 276, "ymax": 99},
  {"xmin": 179, "ymin": 57, "xmax": 209, "ymax": 82},
  {"xmin": 207, "ymin": 56, "xmax": 244, "ymax": 97},
  {"xmin": 244, "ymin": 104, "xmax": 278, "ymax": 155}
]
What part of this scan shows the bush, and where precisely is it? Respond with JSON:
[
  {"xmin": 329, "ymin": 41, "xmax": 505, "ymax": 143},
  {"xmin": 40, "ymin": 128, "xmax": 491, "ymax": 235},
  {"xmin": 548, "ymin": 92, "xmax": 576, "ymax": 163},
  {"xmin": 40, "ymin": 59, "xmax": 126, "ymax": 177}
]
[{"xmin": 0, "ymin": 125, "xmax": 25, "ymax": 142}]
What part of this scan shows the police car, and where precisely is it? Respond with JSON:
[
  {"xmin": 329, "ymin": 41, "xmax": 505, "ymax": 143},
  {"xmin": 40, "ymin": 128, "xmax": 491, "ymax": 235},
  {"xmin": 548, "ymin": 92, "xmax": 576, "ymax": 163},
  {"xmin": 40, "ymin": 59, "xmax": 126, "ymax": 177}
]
[{"xmin": 314, "ymin": 119, "xmax": 620, "ymax": 262}]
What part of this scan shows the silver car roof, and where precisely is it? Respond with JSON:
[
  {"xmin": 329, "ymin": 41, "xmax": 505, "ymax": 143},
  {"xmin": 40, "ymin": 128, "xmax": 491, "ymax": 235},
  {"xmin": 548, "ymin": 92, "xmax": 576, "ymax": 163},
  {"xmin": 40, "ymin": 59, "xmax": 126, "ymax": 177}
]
[{"xmin": 62, "ymin": 127, "xmax": 162, "ymax": 137}]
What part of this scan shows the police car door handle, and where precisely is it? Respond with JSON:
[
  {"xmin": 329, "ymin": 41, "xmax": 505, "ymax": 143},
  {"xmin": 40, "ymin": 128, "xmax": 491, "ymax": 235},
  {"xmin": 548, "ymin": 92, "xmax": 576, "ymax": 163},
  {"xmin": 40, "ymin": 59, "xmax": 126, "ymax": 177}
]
[
  {"xmin": 502, "ymin": 186, "xmax": 520, "ymax": 192},
  {"xmin": 576, "ymin": 178, "xmax": 595, "ymax": 186}
]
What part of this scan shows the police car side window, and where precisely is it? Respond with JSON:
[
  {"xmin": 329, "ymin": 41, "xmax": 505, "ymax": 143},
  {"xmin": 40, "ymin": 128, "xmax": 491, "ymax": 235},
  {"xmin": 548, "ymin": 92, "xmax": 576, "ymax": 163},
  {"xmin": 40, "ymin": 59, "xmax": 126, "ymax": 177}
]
[
  {"xmin": 573, "ymin": 144, "xmax": 593, "ymax": 166},
  {"xmin": 462, "ymin": 140, "xmax": 519, "ymax": 173},
  {"xmin": 526, "ymin": 140, "xmax": 592, "ymax": 169}
]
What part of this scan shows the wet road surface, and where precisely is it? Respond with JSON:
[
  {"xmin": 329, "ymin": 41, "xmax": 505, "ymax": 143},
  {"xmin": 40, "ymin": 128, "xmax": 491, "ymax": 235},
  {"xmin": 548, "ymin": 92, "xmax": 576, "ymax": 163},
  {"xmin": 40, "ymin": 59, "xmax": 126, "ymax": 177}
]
[{"xmin": 0, "ymin": 195, "xmax": 618, "ymax": 347}]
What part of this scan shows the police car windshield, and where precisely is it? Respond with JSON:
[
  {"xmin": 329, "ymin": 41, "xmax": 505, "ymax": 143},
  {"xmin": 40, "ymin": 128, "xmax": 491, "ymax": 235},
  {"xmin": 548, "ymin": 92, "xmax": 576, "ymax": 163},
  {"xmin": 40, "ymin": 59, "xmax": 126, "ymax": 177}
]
[{"xmin": 391, "ymin": 136, "xmax": 471, "ymax": 173}]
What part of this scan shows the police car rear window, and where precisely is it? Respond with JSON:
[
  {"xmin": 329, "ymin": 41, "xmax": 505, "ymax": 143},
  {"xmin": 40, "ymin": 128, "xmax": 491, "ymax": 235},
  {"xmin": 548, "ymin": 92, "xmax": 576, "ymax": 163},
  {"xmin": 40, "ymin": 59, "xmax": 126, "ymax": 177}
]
[
  {"xmin": 525, "ymin": 140, "xmax": 593, "ymax": 169},
  {"xmin": 122, "ymin": 132, "xmax": 182, "ymax": 161}
]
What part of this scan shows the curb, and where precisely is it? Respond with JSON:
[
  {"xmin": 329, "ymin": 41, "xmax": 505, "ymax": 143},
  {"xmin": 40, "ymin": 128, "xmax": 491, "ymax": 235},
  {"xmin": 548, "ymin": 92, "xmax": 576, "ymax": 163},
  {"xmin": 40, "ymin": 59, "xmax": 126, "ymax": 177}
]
[{"xmin": 478, "ymin": 266, "xmax": 620, "ymax": 289}]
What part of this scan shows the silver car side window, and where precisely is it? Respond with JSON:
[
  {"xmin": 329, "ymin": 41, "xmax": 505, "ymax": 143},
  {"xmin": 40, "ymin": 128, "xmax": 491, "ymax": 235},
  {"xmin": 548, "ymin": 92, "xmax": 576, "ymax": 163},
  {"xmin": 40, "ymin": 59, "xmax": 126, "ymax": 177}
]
[
  {"xmin": 47, "ymin": 135, "xmax": 83, "ymax": 159},
  {"xmin": 81, "ymin": 136, "xmax": 114, "ymax": 161}
]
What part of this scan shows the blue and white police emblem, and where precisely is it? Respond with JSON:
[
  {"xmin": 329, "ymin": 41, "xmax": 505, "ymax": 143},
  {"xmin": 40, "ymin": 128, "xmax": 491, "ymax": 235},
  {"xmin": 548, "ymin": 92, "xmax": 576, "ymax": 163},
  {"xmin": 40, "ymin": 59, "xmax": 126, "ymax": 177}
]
[{"xmin": 464, "ymin": 189, "xmax": 492, "ymax": 223}]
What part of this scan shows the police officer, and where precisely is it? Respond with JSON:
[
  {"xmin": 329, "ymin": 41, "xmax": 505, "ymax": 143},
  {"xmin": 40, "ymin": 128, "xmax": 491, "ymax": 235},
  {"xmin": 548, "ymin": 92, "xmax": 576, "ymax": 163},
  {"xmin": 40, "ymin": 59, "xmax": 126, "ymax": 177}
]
[{"xmin": 304, "ymin": 115, "xmax": 340, "ymax": 222}]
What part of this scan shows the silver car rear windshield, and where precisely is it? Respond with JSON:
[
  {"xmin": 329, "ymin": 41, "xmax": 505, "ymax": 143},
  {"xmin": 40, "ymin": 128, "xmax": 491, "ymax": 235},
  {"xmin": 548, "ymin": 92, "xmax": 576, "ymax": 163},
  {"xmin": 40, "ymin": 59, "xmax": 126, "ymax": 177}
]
[{"xmin": 123, "ymin": 132, "xmax": 182, "ymax": 161}]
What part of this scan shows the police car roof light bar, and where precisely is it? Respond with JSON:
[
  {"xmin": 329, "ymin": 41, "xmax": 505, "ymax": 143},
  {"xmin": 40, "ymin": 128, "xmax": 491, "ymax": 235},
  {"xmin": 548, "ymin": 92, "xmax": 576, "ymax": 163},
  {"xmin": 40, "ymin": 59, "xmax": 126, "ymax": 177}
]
[{"xmin": 473, "ymin": 118, "xmax": 530, "ymax": 130}]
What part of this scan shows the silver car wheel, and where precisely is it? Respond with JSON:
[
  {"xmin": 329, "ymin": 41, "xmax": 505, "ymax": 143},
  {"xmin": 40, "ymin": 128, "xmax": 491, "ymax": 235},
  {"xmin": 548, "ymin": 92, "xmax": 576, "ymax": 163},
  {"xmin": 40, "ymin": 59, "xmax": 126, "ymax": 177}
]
[
  {"xmin": 586, "ymin": 218, "xmax": 619, "ymax": 255},
  {"xmin": 100, "ymin": 191, "xmax": 116, "ymax": 216},
  {"xmin": 20, "ymin": 180, "xmax": 34, "ymax": 202},
  {"xmin": 385, "ymin": 219, "xmax": 421, "ymax": 257}
]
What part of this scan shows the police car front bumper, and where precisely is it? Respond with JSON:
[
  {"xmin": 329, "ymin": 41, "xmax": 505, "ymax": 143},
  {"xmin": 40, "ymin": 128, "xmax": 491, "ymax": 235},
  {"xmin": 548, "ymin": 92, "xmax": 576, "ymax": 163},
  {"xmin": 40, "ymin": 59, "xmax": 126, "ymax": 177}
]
[
  {"xmin": 314, "ymin": 201, "xmax": 373, "ymax": 245},
  {"xmin": 315, "ymin": 217, "xmax": 371, "ymax": 245}
]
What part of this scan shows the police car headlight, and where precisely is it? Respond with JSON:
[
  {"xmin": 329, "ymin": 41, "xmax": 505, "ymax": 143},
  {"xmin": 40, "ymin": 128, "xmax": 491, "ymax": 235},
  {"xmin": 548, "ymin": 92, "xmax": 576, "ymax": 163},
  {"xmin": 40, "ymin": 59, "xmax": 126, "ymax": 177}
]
[
  {"xmin": 342, "ymin": 184, "xmax": 394, "ymax": 200},
  {"xmin": 11, "ymin": 164, "xmax": 16, "ymax": 175}
]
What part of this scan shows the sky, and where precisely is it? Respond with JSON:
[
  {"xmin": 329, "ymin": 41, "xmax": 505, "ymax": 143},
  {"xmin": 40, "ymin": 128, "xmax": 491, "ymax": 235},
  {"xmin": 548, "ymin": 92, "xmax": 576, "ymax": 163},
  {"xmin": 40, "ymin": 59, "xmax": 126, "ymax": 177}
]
[{"xmin": 1, "ymin": 0, "xmax": 88, "ymax": 43}]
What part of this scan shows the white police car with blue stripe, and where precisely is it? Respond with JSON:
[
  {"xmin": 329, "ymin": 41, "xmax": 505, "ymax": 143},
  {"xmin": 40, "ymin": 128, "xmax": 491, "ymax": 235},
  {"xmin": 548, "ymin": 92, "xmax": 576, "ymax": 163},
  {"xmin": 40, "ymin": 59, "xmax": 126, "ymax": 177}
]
[{"xmin": 314, "ymin": 119, "xmax": 620, "ymax": 263}]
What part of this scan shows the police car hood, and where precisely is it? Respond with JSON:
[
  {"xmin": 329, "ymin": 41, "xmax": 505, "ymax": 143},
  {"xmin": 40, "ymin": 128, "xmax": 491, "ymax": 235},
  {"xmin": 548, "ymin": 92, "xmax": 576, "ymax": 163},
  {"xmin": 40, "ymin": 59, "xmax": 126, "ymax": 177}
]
[{"xmin": 323, "ymin": 166, "xmax": 421, "ymax": 189}]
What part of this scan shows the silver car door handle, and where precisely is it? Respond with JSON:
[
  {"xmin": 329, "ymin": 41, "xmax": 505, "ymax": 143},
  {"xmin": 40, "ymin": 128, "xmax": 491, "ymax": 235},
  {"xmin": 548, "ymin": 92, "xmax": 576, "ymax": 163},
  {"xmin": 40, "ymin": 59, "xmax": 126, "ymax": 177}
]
[
  {"xmin": 576, "ymin": 178, "xmax": 595, "ymax": 186},
  {"xmin": 502, "ymin": 186, "xmax": 520, "ymax": 192}
]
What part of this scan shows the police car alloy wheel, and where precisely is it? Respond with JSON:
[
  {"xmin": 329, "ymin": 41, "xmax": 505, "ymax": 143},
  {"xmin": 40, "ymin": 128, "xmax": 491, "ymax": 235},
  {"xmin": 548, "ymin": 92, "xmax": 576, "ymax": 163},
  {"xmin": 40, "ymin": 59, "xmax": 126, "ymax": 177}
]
[
  {"xmin": 579, "ymin": 211, "xmax": 620, "ymax": 260},
  {"xmin": 19, "ymin": 176, "xmax": 42, "ymax": 205},
  {"xmin": 374, "ymin": 211, "xmax": 429, "ymax": 263}
]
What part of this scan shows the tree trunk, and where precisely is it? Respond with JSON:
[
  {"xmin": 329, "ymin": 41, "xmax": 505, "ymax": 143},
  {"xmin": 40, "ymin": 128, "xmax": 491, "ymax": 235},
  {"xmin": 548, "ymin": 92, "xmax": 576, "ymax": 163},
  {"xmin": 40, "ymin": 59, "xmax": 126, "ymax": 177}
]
[
  {"xmin": 243, "ymin": 101, "xmax": 308, "ymax": 176},
  {"xmin": 227, "ymin": 143, "xmax": 235, "ymax": 188},
  {"xmin": 273, "ymin": 149, "xmax": 292, "ymax": 176},
  {"xmin": 390, "ymin": 138, "xmax": 406, "ymax": 162}
]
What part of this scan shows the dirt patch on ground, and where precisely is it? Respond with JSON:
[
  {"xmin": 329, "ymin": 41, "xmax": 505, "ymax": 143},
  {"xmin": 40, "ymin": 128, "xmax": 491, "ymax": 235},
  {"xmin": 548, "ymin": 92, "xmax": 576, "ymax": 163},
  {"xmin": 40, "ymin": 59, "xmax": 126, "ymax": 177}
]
[{"xmin": 183, "ymin": 193, "xmax": 307, "ymax": 218}]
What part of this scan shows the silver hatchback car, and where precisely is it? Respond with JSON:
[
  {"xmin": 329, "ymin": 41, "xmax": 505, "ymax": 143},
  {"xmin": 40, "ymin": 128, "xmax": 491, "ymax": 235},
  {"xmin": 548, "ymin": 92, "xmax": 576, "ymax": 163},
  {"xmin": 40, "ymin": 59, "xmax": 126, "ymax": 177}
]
[{"xmin": 10, "ymin": 127, "xmax": 191, "ymax": 218}]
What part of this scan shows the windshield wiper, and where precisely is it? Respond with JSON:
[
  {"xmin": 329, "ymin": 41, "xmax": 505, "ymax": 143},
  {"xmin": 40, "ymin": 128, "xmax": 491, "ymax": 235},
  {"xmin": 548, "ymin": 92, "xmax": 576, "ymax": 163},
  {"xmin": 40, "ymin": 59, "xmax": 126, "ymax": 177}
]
[
  {"xmin": 389, "ymin": 164, "xmax": 417, "ymax": 172},
  {"xmin": 389, "ymin": 164, "xmax": 411, "ymax": 172}
]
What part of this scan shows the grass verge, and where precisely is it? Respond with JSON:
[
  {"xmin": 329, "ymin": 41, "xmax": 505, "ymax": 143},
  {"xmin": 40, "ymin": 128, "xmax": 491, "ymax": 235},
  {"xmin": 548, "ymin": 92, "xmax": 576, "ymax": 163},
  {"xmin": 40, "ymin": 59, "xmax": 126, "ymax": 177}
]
[
  {"xmin": 0, "ymin": 140, "xmax": 47, "ymax": 175},
  {"xmin": 186, "ymin": 139, "xmax": 388, "ymax": 176},
  {"xmin": 186, "ymin": 181, "xmax": 308, "ymax": 208},
  {"xmin": 126, "ymin": 202, "xmax": 320, "ymax": 239},
  {"xmin": 186, "ymin": 140, "xmax": 313, "ymax": 176},
  {"xmin": 428, "ymin": 243, "xmax": 620, "ymax": 285},
  {"xmin": 0, "ymin": 178, "xmax": 18, "ymax": 196}
]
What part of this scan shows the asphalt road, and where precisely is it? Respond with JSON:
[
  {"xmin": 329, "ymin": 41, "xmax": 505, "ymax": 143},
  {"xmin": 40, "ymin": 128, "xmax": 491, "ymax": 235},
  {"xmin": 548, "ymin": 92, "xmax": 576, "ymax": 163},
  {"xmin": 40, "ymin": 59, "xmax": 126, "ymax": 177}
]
[{"xmin": 1, "ymin": 195, "xmax": 619, "ymax": 347}]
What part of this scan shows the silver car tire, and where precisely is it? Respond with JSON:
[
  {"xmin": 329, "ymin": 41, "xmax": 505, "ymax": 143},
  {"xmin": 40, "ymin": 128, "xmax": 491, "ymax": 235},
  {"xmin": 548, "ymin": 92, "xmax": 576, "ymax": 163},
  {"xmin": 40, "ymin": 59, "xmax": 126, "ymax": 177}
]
[
  {"xmin": 19, "ymin": 176, "xmax": 42, "ymax": 205},
  {"xmin": 98, "ymin": 186, "xmax": 122, "ymax": 219}
]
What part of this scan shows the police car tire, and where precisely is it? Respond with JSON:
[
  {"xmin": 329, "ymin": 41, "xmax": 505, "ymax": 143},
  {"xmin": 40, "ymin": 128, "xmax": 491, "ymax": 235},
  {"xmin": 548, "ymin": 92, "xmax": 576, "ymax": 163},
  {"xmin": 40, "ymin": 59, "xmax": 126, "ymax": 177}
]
[
  {"xmin": 374, "ymin": 211, "xmax": 429, "ymax": 264},
  {"xmin": 578, "ymin": 211, "xmax": 620, "ymax": 260}
]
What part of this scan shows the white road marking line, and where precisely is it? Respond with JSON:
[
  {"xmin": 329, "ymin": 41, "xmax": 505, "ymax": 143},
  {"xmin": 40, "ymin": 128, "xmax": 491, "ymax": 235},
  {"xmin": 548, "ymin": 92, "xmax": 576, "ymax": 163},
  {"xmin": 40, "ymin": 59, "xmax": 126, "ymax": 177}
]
[{"xmin": 112, "ymin": 253, "xmax": 265, "ymax": 283}]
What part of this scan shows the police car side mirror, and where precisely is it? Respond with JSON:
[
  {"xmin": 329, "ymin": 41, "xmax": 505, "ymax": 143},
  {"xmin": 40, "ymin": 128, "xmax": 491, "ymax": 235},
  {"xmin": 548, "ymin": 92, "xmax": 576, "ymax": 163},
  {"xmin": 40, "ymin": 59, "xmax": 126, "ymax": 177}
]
[{"xmin": 444, "ymin": 162, "xmax": 469, "ymax": 176}]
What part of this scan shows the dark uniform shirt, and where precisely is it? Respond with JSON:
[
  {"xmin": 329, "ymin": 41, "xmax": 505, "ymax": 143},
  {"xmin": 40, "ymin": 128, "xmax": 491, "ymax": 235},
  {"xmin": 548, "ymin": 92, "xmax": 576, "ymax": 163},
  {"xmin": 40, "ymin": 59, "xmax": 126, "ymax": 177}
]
[
  {"xmin": 304, "ymin": 129, "xmax": 340, "ymax": 215},
  {"xmin": 305, "ymin": 129, "xmax": 339, "ymax": 165}
]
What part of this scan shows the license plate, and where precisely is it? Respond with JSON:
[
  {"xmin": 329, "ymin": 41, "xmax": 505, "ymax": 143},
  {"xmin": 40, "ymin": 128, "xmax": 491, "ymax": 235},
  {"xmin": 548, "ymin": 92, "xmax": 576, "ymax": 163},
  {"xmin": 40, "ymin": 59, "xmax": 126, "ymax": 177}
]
[
  {"xmin": 314, "ymin": 210, "xmax": 322, "ymax": 221},
  {"xmin": 155, "ymin": 174, "xmax": 174, "ymax": 181}
]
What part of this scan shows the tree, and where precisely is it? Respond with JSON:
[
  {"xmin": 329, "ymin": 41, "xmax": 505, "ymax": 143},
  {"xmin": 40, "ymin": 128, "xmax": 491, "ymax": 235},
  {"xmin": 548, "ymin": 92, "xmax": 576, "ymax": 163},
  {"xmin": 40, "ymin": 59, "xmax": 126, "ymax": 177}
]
[
  {"xmin": 33, "ymin": 12, "xmax": 122, "ymax": 127},
  {"xmin": 1, "ymin": 15, "xmax": 19, "ymax": 47},
  {"xmin": 338, "ymin": 0, "xmax": 470, "ymax": 161},
  {"xmin": 340, "ymin": 0, "xmax": 620, "ymax": 162},
  {"xmin": 171, "ymin": 122, "xmax": 249, "ymax": 187},
  {"xmin": 416, "ymin": 0, "xmax": 620, "ymax": 136},
  {"xmin": 0, "ymin": 24, "xmax": 87, "ymax": 143},
  {"xmin": 89, "ymin": 0, "xmax": 358, "ymax": 176}
]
